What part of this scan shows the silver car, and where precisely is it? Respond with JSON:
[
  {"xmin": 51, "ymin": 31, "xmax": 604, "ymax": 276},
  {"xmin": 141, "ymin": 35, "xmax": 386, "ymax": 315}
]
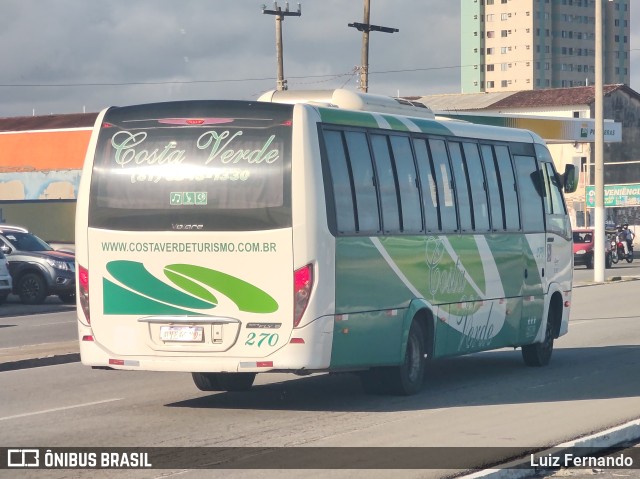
[{"xmin": 0, "ymin": 249, "xmax": 13, "ymax": 304}]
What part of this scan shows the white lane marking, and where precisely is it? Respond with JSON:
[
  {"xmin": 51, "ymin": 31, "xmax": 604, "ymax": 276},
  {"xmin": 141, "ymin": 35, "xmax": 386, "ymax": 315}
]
[
  {"xmin": 19, "ymin": 320, "xmax": 76, "ymax": 328},
  {"xmin": 570, "ymin": 320, "xmax": 589, "ymax": 325},
  {"xmin": 0, "ymin": 398, "xmax": 122, "ymax": 422}
]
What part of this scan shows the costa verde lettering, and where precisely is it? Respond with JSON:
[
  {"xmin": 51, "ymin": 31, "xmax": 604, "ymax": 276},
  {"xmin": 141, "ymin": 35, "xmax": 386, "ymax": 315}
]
[
  {"xmin": 197, "ymin": 131, "xmax": 280, "ymax": 165},
  {"xmin": 111, "ymin": 132, "xmax": 186, "ymax": 167},
  {"xmin": 424, "ymin": 236, "xmax": 466, "ymax": 298},
  {"xmin": 109, "ymin": 129, "xmax": 281, "ymax": 184}
]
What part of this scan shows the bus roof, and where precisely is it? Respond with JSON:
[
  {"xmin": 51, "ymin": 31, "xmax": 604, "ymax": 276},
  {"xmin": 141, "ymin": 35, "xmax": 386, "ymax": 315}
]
[
  {"xmin": 258, "ymin": 89, "xmax": 435, "ymax": 119},
  {"xmin": 259, "ymin": 89, "xmax": 543, "ymax": 145}
]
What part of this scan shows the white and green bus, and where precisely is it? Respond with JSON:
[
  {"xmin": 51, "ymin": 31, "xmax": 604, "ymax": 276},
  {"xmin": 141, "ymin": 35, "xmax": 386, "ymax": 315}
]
[{"xmin": 75, "ymin": 89, "xmax": 577, "ymax": 395}]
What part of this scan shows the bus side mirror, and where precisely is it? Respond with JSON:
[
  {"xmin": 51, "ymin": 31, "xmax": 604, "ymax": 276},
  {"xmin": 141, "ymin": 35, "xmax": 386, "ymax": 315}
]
[{"xmin": 562, "ymin": 164, "xmax": 578, "ymax": 193}]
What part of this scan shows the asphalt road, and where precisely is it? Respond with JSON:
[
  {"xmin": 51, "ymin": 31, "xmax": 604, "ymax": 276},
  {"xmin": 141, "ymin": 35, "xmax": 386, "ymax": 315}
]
[{"xmin": 571, "ymin": 256, "xmax": 640, "ymax": 284}]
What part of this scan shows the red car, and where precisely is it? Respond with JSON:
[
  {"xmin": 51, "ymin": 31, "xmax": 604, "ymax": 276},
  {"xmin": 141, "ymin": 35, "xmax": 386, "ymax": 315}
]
[{"xmin": 573, "ymin": 228, "xmax": 612, "ymax": 269}]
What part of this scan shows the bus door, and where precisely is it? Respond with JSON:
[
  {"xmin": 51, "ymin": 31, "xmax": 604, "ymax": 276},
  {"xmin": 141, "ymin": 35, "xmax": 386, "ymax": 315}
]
[
  {"xmin": 537, "ymin": 146, "xmax": 572, "ymax": 292},
  {"xmin": 512, "ymin": 153, "xmax": 546, "ymax": 344}
]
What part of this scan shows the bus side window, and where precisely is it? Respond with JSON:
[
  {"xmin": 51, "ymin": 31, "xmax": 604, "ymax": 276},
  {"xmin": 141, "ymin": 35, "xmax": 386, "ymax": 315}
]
[
  {"xmin": 448, "ymin": 141, "xmax": 473, "ymax": 232},
  {"xmin": 494, "ymin": 146, "xmax": 520, "ymax": 231},
  {"xmin": 543, "ymin": 162, "xmax": 567, "ymax": 215},
  {"xmin": 428, "ymin": 139, "xmax": 458, "ymax": 232},
  {"xmin": 480, "ymin": 144, "xmax": 505, "ymax": 230},
  {"xmin": 413, "ymin": 138, "xmax": 440, "ymax": 232},
  {"xmin": 344, "ymin": 131, "xmax": 381, "ymax": 233},
  {"xmin": 370, "ymin": 134, "xmax": 401, "ymax": 232},
  {"xmin": 535, "ymin": 143, "xmax": 567, "ymax": 217},
  {"xmin": 513, "ymin": 155, "xmax": 545, "ymax": 232},
  {"xmin": 462, "ymin": 142, "xmax": 490, "ymax": 232},
  {"xmin": 542, "ymin": 161, "xmax": 570, "ymax": 236},
  {"xmin": 322, "ymin": 130, "xmax": 357, "ymax": 234},
  {"xmin": 389, "ymin": 135, "xmax": 423, "ymax": 233}
]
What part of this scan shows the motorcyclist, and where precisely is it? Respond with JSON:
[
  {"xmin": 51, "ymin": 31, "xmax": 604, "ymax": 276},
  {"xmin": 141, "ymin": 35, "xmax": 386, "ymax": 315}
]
[{"xmin": 618, "ymin": 223, "xmax": 635, "ymax": 256}]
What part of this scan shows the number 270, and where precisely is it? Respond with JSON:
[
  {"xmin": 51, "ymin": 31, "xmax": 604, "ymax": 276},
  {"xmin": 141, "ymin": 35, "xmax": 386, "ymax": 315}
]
[{"xmin": 245, "ymin": 332, "xmax": 279, "ymax": 347}]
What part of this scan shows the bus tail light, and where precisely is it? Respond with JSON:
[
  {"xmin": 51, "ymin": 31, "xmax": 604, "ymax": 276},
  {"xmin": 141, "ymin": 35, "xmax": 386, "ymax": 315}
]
[
  {"xmin": 78, "ymin": 264, "xmax": 90, "ymax": 323},
  {"xmin": 293, "ymin": 264, "xmax": 313, "ymax": 328}
]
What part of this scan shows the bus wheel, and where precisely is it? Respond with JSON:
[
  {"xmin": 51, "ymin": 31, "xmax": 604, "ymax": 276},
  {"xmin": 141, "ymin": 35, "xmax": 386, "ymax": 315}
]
[
  {"xmin": 192, "ymin": 372, "xmax": 223, "ymax": 391},
  {"xmin": 360, "ymin": 320, "xmax": 426, "ymax": 396},
  {"xmin": 522, "ymin": 308, "xmax": 557, "ymax": 367},
  {"xmin": 389, "ymin": 320, "xmax": 426, "ymax": 395},
  {"xmin": 192, "ymin": 372, "xmax": 256, "ymax": 392}
]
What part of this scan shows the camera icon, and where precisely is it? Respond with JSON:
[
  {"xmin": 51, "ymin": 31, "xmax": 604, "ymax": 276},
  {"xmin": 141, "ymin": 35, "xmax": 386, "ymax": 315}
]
[{"xmin": 7, "ymin": 449, "xmax": 39, "ymax": 468}]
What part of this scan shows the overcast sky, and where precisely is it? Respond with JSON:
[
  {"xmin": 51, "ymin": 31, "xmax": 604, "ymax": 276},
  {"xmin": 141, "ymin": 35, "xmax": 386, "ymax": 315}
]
[{"xmin": 1, "ymin": 1, "xmax": 638, "ymax": 118}]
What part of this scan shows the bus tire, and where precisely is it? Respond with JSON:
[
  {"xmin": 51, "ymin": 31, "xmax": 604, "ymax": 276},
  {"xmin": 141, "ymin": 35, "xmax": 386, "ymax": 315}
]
[
  {"xmin": 192, "ymin": 372, "xmax": 223, "ymax": 391},
  {"xmin": 192, "ymin": 372, "xmax": 256, "ymax": 392},
  {"xmin": 388, "ymin": 320, "xmax": 426, "ymax": 395},
  {"xmin": 521, "ymin": 305, "xmax": 558, "ymax": 367},
  {"xmin": 360, "ymin": 320, "xmax": 426, "ymax": 396}
]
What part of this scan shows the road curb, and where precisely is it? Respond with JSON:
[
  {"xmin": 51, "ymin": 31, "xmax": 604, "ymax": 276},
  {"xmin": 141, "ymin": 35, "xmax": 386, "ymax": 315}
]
[
  {"xmin": 574, "ymin": 275, "xmax": 640, "ymax": 287},
  {"xmin": 607, "ymin": 275, "xmax": 640, "ymax": 282},
  {"xmin": 459, "ymin": 418, "xmax": 640, "ymax": 479}
]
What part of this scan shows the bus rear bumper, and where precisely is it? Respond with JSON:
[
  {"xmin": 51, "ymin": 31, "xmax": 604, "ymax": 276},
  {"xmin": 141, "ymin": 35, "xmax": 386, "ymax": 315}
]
[{"xmin": 78, "ymin": 315, "xmax": 334, "ymax": 373}]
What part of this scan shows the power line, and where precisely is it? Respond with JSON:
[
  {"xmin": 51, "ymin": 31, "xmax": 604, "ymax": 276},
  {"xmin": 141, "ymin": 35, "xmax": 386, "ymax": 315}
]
[
  {"xmin": 0, "ymin": 65, "xmax": 464, "ymax": 89},
  {"xmin": 1, "ymin": 46, "xmax": 638, "ymax": 89},
  {"xmin": 0, "ymin": 77, "xmax": 276, "ymax": 88}
]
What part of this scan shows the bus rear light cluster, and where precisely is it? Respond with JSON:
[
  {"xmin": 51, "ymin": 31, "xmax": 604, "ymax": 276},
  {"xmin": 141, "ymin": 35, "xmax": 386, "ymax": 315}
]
[
  {"xmin": 78, "ymin": 264, "xmax": 90, "ymax": 323},
  {"xmin": 293, "ymin": 264, "xmax": 313, "ymax": 328}
]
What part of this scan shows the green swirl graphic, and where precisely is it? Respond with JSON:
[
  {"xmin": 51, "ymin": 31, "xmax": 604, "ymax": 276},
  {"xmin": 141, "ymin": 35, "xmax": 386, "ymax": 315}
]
[
  {"xmin": 103, "ymin": 260, "xmax": 278, "ymax": 315},
  {"xmin": 165, "ymin": 264, "xmax": 278, "ymax": 313}
]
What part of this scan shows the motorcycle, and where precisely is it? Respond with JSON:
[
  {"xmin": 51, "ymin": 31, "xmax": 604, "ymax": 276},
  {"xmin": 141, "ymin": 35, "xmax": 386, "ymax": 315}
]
[
  {"xmin": 610, "ymin": 235, "xmax": 619, "ymax": 264},
  {"xmin": 614, "ymin": 235, "xmax": 634, "ymax": 263}
]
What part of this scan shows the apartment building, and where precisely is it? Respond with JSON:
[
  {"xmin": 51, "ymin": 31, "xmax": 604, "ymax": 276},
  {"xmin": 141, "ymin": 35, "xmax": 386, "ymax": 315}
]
[{"xmin": 461, "ymin": 0, "xmax": 630, "ymax": 93}]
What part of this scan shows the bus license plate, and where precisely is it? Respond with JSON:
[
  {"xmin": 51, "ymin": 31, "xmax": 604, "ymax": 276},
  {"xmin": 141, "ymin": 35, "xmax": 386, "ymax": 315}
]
[{"xmin": 160, "ymin": 326, "xmax": 204, "ymax": 342}]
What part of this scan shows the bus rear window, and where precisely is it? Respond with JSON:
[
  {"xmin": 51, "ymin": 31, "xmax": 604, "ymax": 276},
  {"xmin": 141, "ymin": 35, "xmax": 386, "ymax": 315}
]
[{"xmin": 88, "ymin": 101, "xmax": 293, "ymax": 231}]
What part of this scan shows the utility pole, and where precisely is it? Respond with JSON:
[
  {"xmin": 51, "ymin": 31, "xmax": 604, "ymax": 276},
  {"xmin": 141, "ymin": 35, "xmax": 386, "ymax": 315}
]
[
  {"xmin": 348, "ymin": 0, "xmax": 398, "ymax": 93},
  {"xmin": 262, "ymin": 2, "xmax": 301, "ymax": 91},
  {"xmin": 593, "ymin": 0, "xmax": 605, "ymax": 282}
]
